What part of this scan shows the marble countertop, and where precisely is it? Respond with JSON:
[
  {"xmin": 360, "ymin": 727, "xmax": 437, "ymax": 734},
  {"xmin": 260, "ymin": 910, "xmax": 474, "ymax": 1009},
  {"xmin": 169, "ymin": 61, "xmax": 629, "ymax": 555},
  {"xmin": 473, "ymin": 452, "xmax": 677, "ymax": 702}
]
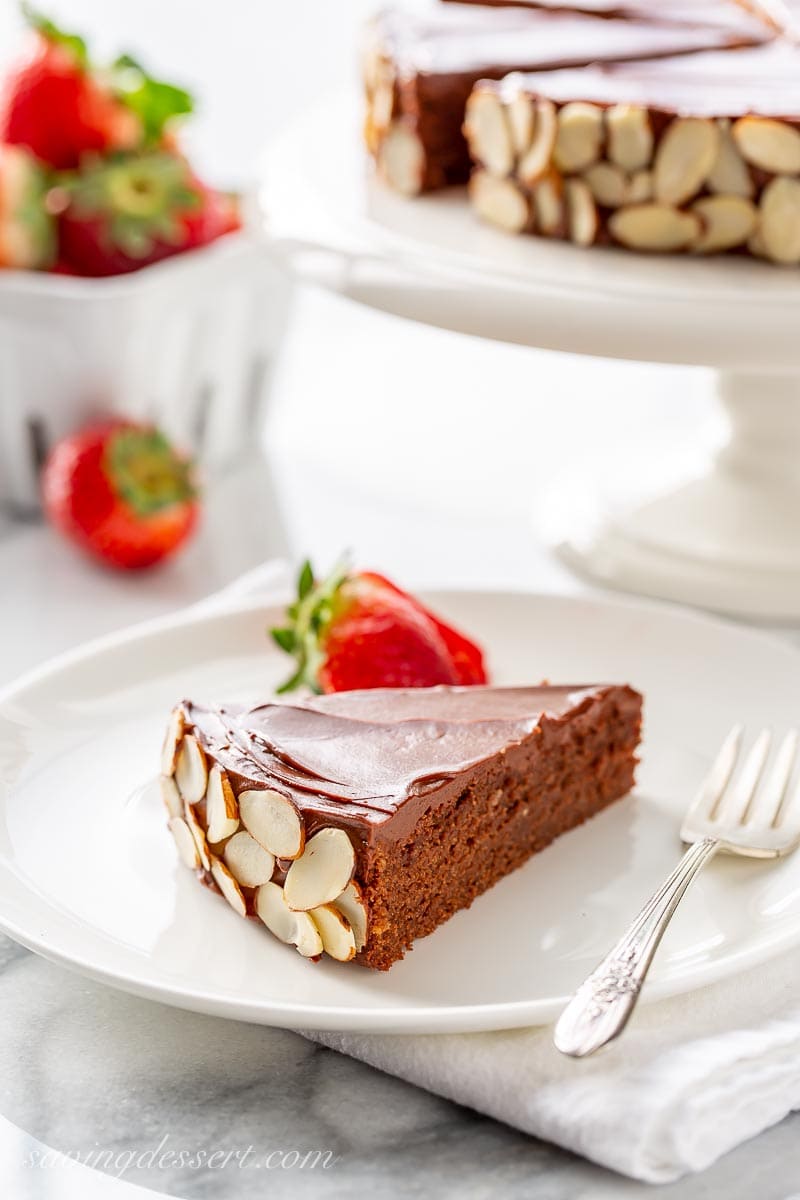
[{"xmin": 2, "ymin": 925, "xmax": 799, "ymax": 1200}]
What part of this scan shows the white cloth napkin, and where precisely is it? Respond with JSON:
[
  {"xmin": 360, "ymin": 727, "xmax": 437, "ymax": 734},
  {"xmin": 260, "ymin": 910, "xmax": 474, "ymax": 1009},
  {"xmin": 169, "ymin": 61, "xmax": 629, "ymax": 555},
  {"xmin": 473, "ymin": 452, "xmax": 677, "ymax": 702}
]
[{"xmin": 202, "ymin": 563, "xmax": 800, "ymax": 1184}]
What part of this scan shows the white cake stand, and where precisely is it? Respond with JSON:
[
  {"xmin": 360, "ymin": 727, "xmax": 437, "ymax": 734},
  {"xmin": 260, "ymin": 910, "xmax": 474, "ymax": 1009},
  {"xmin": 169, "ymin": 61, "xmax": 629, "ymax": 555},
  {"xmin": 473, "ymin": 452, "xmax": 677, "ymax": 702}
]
[{"xmin": 260, "ymin": 97, "xmax": 800, "ymax": 622}]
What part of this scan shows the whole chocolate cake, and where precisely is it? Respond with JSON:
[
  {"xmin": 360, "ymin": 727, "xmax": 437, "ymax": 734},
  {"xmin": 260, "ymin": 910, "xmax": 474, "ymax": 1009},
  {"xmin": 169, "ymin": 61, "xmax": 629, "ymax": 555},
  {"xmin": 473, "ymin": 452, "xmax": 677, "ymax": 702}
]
[
  {"xmin": 161, "ymin": 684, "xmax": 643, "ymax": 970},
  {"xmin": 364, "ymin": 0, "xmax": 800, "ymax": 265},
  {"xmin": 363, "ymin": 1, "xmax": 766, "ymax": 195}
]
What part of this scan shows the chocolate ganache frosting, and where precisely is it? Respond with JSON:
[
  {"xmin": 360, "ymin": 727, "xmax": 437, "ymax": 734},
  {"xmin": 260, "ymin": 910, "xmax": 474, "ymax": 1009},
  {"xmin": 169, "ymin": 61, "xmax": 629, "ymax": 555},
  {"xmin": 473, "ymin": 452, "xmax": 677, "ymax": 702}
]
[
  {"xmin": 501, "ymin": 40, "xmax": 800, "ymax": 118},
  {"xmin": 376, "ymin": 3, "xmax": 762, "ymax": 83},
  {"xmin": 183, "ymin": 685, "xmax": 626, "ymax": 845}
]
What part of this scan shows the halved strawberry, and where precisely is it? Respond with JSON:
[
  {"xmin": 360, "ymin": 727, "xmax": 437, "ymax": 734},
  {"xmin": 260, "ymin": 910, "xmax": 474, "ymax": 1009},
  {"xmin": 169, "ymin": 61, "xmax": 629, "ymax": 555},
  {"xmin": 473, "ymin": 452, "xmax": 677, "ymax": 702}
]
[
  {"xmin": 0, "ymin": 143, "xmax": 56, "ymax": 268},
  {"xmin": 360, "ymin": 571, "xmax": 487, "ymax": 685},
  {"xmin": 41, "ymin": 419, "xmax": 199, "ymax": 570},
  {"xmin": 53, "ymin": 150, "xmax": 223, "ymax": 276},
  {"xmin": 271, "ymin": 561, "xmax": 488, "ymax": 694}
]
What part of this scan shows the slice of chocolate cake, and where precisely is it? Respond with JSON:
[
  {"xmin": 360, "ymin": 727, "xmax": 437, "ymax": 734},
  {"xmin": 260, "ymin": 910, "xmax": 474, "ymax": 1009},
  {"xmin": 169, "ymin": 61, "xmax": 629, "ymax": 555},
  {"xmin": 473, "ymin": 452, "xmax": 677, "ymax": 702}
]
[
  {"xmin": 364, "ymin": 2, "xmax": 766, "ymax": 195},
  {"xmin": 161, "ymin": 684, "xmax": 642, "ymax": 970}
]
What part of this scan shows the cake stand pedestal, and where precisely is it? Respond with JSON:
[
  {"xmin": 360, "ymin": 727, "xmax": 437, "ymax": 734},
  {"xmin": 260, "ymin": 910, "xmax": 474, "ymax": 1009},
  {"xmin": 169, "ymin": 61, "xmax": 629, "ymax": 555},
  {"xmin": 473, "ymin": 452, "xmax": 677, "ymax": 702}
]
[
  {"xmin": 558, "ymin": 372, "xmax": 800, "ymax": 620},
  {"xmin": 260, "ymin": 98, "xmax": 800, "ymax": 622}
]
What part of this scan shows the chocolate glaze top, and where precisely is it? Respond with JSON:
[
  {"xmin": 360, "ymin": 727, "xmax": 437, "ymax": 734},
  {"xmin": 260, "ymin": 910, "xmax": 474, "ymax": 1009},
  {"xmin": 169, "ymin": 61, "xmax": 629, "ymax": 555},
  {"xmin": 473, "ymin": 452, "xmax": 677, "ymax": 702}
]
[
  {"xmin": 496, "ymin": 40, "xmax": 800, "ymax": 116},
  {"xmin": 182, "ymin": 684, "xmax": 641, "ymax": 848},
  {"xmin": 442, "ymin": 0, "xmax": 769, "ymax": 36},
  {"xmin": 375, "ymin": 3, "xmax": 764, "ymax": 81}
]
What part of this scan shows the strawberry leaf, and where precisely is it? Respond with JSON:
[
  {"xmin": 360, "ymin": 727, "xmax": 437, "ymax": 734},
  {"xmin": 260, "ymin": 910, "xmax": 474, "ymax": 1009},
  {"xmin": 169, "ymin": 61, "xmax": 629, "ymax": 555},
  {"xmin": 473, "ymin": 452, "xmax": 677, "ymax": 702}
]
[
  {"xmin": 271, "ymin": 558, "xmax": 349, "ymax": 693},
  {"xmin": 22, "ymin": 4, "xmax": 88, "ymax": 67},
  {"xmin": 271, "ymin": 627, "xmax": 297, "ymax": 653},
  {"xmin": 112, "ymin": 54, "xmax": 194, "ymax": 143},
  {"xmin": 275, "ymin": 665, "xmax": 314, "ymax": 696},
  {"xmin": 297, "ymin": 560, "xmax": 314, "ymax": 601}
]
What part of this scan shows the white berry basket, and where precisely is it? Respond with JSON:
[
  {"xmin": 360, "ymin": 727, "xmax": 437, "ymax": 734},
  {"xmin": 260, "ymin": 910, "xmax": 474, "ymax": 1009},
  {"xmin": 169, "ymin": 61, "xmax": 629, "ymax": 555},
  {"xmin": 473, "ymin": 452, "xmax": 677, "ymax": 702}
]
[{"xmin": 0, "ymin": 228, "xmax": 292, "ymax": 516}]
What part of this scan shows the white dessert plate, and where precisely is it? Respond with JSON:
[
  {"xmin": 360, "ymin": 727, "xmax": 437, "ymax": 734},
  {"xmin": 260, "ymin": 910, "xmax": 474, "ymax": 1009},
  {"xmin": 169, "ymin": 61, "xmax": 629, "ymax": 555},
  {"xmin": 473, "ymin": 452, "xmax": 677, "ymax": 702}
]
[{"xmin": 1, "ymin": 590, "xmax": 800, "ymax": 1034}]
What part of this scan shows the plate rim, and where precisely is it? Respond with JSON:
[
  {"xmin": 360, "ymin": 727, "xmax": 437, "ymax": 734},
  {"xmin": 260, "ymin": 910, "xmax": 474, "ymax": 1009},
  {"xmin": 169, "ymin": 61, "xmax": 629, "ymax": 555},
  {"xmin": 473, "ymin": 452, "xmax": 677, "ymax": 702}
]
[{"xmin": 1, "ymin": 586, "xmax": 798, "ymax": 1033}]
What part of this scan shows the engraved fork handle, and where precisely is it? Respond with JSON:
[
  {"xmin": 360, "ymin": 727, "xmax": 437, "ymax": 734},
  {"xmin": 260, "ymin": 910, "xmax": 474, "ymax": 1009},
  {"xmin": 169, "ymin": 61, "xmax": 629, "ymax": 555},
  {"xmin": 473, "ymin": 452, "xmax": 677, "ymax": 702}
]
[{"xmin": 554, "ymin": 837, "xmax": 719, "ymax": 1058}]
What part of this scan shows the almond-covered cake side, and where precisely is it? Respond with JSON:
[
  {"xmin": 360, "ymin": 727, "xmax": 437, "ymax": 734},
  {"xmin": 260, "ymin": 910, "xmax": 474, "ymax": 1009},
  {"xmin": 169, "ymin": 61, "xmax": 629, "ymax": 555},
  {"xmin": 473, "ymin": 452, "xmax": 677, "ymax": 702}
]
[
  {"xmin": 160, "ymin": 685, "xmax": 643, "ymax": 971},
  {"xmin": 465, "ymin": 42, "xmax": 800, "ymax": 262}
]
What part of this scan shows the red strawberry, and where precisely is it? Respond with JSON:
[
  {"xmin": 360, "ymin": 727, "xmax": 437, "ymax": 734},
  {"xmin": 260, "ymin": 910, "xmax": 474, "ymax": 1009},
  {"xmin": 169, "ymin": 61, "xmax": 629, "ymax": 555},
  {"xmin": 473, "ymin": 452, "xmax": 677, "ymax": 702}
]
[
  {"xmin": 178, "ymin": 180, "xmax": 241, "ymax": 252},
  {"xmin": 42, "ymin": 419, "xmax": 199, "ymax": 570},
  {"xmin": 54, "ymin": 151, "xmax": 230, "ymax": 276},
  {"xmin": 360, "ymin": 572, "xmax": 487, "ymax": 685},
  {"xmin": 0, "ymin": 143, "xmax": 56, "ymax": 268},
  {"xmin": 271, "ymin": 562, "xmax": 488, "ymax": 694},
  {"xmin": 0, "ymin": 11, "xmax": 140, "ymax": 169}
]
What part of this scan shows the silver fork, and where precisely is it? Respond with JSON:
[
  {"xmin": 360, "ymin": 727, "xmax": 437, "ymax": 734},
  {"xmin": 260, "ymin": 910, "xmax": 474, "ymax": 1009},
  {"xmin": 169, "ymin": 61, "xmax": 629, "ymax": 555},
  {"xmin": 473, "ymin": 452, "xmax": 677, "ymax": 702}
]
[{"xmin": 554, "ymin": 725, "xmax": 800, "ymax": 1058}]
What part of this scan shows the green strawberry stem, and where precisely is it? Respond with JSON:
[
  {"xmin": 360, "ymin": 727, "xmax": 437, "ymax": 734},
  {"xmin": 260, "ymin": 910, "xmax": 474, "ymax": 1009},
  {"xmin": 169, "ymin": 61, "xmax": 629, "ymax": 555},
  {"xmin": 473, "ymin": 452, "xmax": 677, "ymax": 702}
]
[
  {"xmin": 106, "ymin": 427, "xmax": 196, "ymax": 516},
  {"xmin": 271, "ymin": 559, "xmax": 349, "ymax": 694},
  {"xmin": 22, "ymin": 3, "xmax": 88, "ymax": 67},
  {"xmin": 111, "ymin": 55, "xmax": 194, "ymax": 143},
  {"xmin": 65, "ymin": 152, "xmax": 201, "ymax": 258}
]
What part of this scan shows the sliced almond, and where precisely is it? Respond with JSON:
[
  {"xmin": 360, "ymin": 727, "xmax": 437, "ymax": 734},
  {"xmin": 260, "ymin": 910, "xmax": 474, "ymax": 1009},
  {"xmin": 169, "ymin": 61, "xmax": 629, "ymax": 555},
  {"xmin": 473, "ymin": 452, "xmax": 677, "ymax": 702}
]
[
  {"xmin": 160, "ymin": 775, "xmax": 183, "ymax": 820},
  {"xmin": 364, "ymin": 56, "xmax": 395, "ymax": 157},
  {"xmin": 748, "ymin": 226, "xmax": 767, "ymax": 258},
  {"xmin": 628, "ymin": 169, "xmax": 653, "ymax": 204},
  {"xmin": 205, "ymin": 765, "xmax": 239, "ymax": 844},
  {"xmin": 469, "ymin": 170, "xmax": 529, "ymax": 233},
  {"xmin": 733, "ymin": 116, "xmax": 800, "ymax": 174},
  {"xmin": 284, "ymin": 827, "xmax": 356, "ymax": 912},
  {"xmin": 760, "ymin": 176, "xmax": 800, "ymax": 264},
  {"xmin": 161, "ymin": 707, "xmax": 185, "ymax": 776},
  {"xmin": 654, "ymin": 118, "xmax": 719, "ymax": 207},
  {"xmin": 690, "ymin": 194, "xmax": 757, "ymax": 253},
  {"xmin": 238, "ymin": 789, "xmax": 305, "ymax": 859},
  {"xmin": 553, "ymin": 102, "xmax": 603, "ymax": 174},
  {"xmin": 378, "ymin": 122, "xmax": 425, "ymax": 196},
  {"xmin": 565, "ymin": 178, "xmax": 598, "ymax": 246},
  {"xmin": 169, "ymin": 817, "xmax": 200, "ymax": 870},
  {"xmin": 210, "ymin": 856, "xmax": 247, "ymax": 917},
  {"xmin": 606, "ymin": 105, "xmax": 653, "ymax": 173},
  {"xmin": 223, "ymin": 830, "xmax": 275, "ymax": 888},
  {"xmin": 175, "ymin": 733, "xmax": 207, "ymax": 805},
  {"xmin": 255, "ymin": 881, "xmax": 295, "ymax": 942},
  {"xmin": 310, "ymin": 904, "xmax": 356, "ymax": 962},
  {"xmin": 533, "ymin": 169, "xmax": 564, "ymax": 235},
  {"xmin": 362, "ymin": 40, "xmax": 386, "ymax": 98},
  {"xmin": 707, "ymin": 119, "xmax": 754, "ymax": 199},
  {"xmin": 518, "ymin": 99, "xmax": 557, "ymax": 186},
  {"xmin": 508, "ymin": 89, "xmax": 536, "ymax": 157},
  {"xmin": 583, "ymin": 161, "xmax": 628, "ymax": 208},
  {"xmin": 609, "ymin": 204, "xmax": 701, "ymax": 252},
  {"xmin": 332, "ymin": 880, "xmax": 368, "ymax": 951},
  {"xmin": 364, "ymin": 109, "xmax": 381, "ymax": 158},
  {"xmin": 464, "ymin": 89, "xmax": 513, "ymax": 177},
  {"xmin": 184, "ymin": 801, "xmax": 210, "ymax": 871},
  {"xmin": 255, "ymin": 882, "xmax": 323, "ymax": 958},
  {"xmin": 371, "ymin": 81, "xmax": 395, "ymax": 136},
  {"xmin": 294, "ymin": 913, "xmax": 324, "ymax": 957}
]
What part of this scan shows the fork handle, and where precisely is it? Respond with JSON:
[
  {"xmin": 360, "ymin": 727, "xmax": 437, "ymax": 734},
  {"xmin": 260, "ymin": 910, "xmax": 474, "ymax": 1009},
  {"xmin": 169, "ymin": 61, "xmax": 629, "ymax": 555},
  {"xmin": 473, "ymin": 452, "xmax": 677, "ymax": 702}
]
[{"xmin": 554, "ymin": 837, "xmax": 719, "ymax": 1058}]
